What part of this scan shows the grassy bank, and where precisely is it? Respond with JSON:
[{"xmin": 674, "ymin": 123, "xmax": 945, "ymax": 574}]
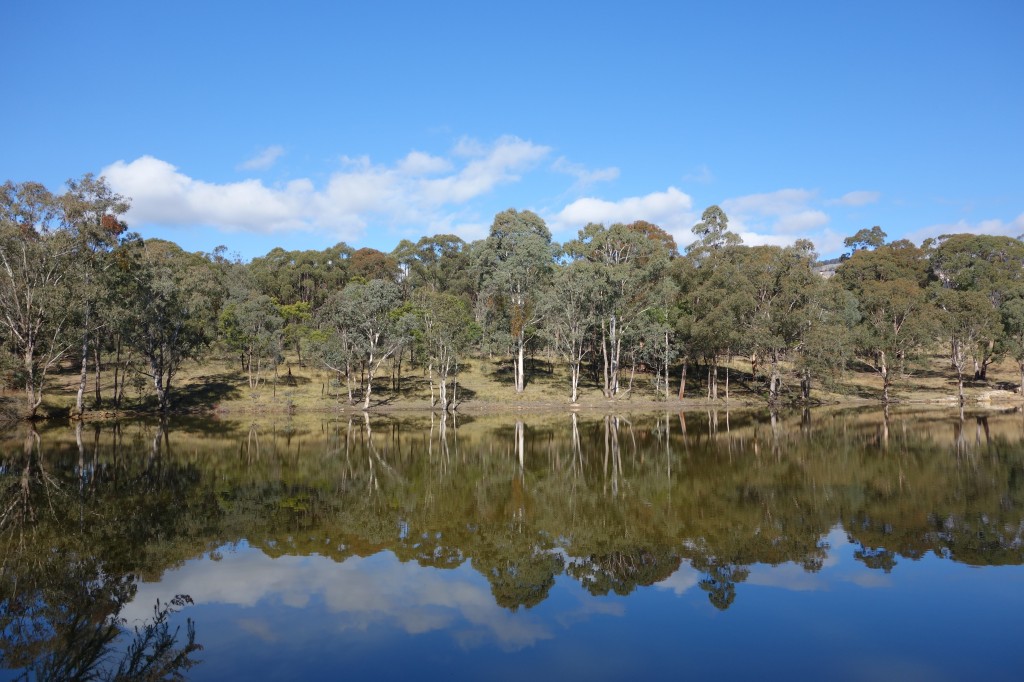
[{"xmin": 4, "ymin": 348, "xmax": 1024, "ymax": 421}]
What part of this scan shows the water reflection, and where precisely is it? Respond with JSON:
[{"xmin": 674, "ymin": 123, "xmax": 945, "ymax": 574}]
[
  {"xmin": 0, "ymin": 423, "xmax": 202, "ymax": 680},
  {"xmin": 3, "ymin": 408, "xmax": 1024, "ymax": 677}
]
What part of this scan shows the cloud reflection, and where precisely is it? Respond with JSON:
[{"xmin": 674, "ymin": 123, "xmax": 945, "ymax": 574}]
[{"xmin": 126, "ymin": 546, "xmax": 555, "ymax": 651}]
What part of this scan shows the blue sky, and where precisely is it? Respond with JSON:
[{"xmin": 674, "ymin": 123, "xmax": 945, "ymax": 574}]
[{"xmin": 3, "ymin": 1, "xmax": 1022, "ymax": 260}]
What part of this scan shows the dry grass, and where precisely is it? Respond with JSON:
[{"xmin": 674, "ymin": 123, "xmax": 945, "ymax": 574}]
[{"xmin": 4, "ymin": 348, "xmax": 1023, "ymax": 420}]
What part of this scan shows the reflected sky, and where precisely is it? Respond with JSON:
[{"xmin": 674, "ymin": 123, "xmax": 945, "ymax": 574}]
[{"xmin": 121, "ymin": 525, "xmax": 1023, "ymax": 682}]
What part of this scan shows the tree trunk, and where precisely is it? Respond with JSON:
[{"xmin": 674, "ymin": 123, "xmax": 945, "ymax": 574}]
[
  {"xmin": 451, "ymin": 363, "xmax": 459, "ymax": 411},
  {"xmin": 878, "ymin": 351, "xmax": 890, "ymax": 403},
  {"xmin": 93, "ymin": 343, "xmax": 102, "ymax": 407},
  {"xmin": 363, "ymin": 353, "xmax": 375, "ymax": 410},
  {"xmin": 74, "ymin": 331, "xmax": 89, "ymax": 418},
  {"xmin": 678, "ymin": 361, "xmax": 687, "ymax": 400},
  {"xmin": 151, "ymin": 360, "xmax": 168, "ymax": 413},
  {"xmin": 612, "ymin": 326, "xmax": 621, "ymax": 396},
  {"xmin": 113, "ymin": 336, "xmax": 121, "ymax": 408},
  {"xmin": 601, "ymin": 325, "xmax": 610, "ymax": 398},
  {"xmin": 516, "ymin": 333, "xmax": 526, "ymax": 393},
  {"xmin": 346, "ymin": 360, "xmax": 353, "ymax": 405},
  {"xmin": 664, "ymin": 331, "xmax": 670, "ymax": 402}
]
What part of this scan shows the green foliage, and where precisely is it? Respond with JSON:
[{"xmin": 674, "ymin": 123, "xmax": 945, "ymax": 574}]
[
  {"xmin": 687, "ymin": 204, "xmax": 741, "ymax": 257},
  {"xmin": 249, "ymin": 244, "xmax": 351, "ymax": 309},
  {"xmin": 0, "ymin": 181, "xmax": 82, "ymax": 416},
  {"xmin": 837, "ymin": 241, "xmax": 936, "ymax": 400},
  {"xmin": 219, "ymin": 284, "xmax": 284, "ymax": 390},
  {"xmin": 11, "ymin": 169, "xmax": 1024, "ymax": 412},
  {"xmin": 564, "ymin": 221, "xmax": 675, "ymax": 397},
  {"xmin": 843, "ymin": 225, "xmax": 887, "ymax": 254},
  {"xmin": 125, "ymin": 240, "xmax": 220, "ymax": 411},
  {"xmin": 477, "ymin": 210, "xmax": 556, "ymax": 392}
]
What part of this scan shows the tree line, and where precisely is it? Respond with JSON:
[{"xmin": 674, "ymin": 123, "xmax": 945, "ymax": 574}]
[{"xmin": 4, "ymin": 174, "xmax": 1024, "ymax": 417}]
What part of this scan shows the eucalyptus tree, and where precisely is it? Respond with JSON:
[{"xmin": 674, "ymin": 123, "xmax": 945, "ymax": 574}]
[
  {"xmin": 563, "ymin": 221, "xmax": 674, "ymax": 398},
  {"xmin": 680, "ymin": 206, "xmax": 745, "ymax": 399},
  {"xmin": 795, "ymin": 278, "xmax": 860, "ymax": 398},
  {"xmin": 477, "ymin": 209, "xmax": 557, "ymax": 393},
  {"xmin": 931, "ymin": 287, "xmax": 1001, "ymax": 403},
  {"xmin": 633, "ymin": 276, "xmax": 680, "ymax": 400},
  {"xmin": 687, "ymin": 204, "xmax": 741, "ymax": 259},
  {"xmin": 250, "ymin": 244, "xmax": 353, "ymax": 365},
  {"xmin": 0, "ymin": 181, "xmax": 79, "ymax": 418},
  {"xmin": 349, "ymin": 247, "xmax": 400, "ymax": 282},
  {"xmin": 739, "ymin": 242, "xmax": 818, "ymax": 402},
  {"xmin": 540, "ymin": 261, "xmax": 605, "ymax": 402},
  {"xmin": 836, "ymin": 239, "xmax": 934, "ymax": 402},
  {"xmin": 333, "ymin": 279, "xmax": 412, "ymax": 409},
  {"xmin": 1000, "ymin": 297, "xmax": 1024, "ymax": 394},
  {"xmin": 59, "ymin": 174, "xmax": 130, "ymax": 416},
  {"xmin": 101, "ymin": 240, "xmax": 147, "ymax": 408},
  {"xmin": 125, "ymin": 240, "xmax": 218, "ymax": 412},
  {"xmin": 670, "ymin": 257, "xmax": 697, "ymax": 398},
  {"xmin": 219, "ymin": 279, "xmax": 284, "ymax": 391},
  {"xmin": 842, "ymin": 225, "xmax": 887, "ymax": 255},
  {"xmin": 415, "ymin": 291, "xmax": 477, "ymax": 410},
  {"xmin": 309, "ymin": 295, "xmax": 359, "ymax": 404},
  {"xmin": 275, "ymin": 300, "xmax": 312, "ymax": 367},
  {"xmin": 249, "ymin": 243, "xmax": 352, "ymax": 309},
  {"xmin": 414, "ymin": 234, "xmax": 471, "ymax": 295},
  {"xmin": 929, "ymin": 233, "xmax": 1024, "ymax": 379}
]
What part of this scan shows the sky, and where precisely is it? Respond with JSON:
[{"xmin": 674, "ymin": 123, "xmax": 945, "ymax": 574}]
[{"xmin": 3, "ymin": 1, "xmax": 1022, "ymax": 261}]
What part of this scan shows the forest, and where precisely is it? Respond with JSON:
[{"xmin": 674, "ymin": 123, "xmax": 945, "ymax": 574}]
[{"xmin": 3, "ymin": 174, "xmax": 1024, "ymax": 419}]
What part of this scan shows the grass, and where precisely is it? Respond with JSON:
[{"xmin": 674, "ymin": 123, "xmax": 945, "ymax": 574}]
[{"xmin": 4, "ymin": 348, "xmax": 1023, "ymax": 420}]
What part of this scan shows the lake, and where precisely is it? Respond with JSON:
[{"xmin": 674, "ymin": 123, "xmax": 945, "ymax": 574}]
[{"xmin": 2, "ymin": 408, "xmax": 1024, "ymax": 681}]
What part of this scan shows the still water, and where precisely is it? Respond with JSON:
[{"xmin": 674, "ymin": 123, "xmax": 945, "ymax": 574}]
[{"xmin": 2, "ymin": 408, "xmax": 1024, "ymax": 680}]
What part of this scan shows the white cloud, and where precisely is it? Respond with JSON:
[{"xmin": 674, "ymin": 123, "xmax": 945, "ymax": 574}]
[
  {"xmin": 712, "ymin": 188, "xmax": 832, "ymax": 251},
  {"xmin": 102, "ymin": 136, "xmax": 551, "ymax": 243},
  {"xmin": 397, "ymin": 151, "xmax": 452, "ymax": 176},
  {"xmin": 551, "ymin": 157, "xmax": 620, "ymax": 190},
  {"xmin": 903, "ymin": 213, "xmax": 1024, "ymax": 246},
  {"xmin": 723, "ymin": 188, "xmax": 818, "ymax": 218},
  {"xmin": 774, "ymin": 209, "xmax": 829, "ymax": 233},
  {"xmin": 238, "ymin": 145, "xmax": 285, "ymax": 171},
  {"xmin": 103, "ymin": 156, "xmax": 312, "ymax": 233},
  {"xmin": 828, "ymin": 190, "xmax": 880, "ymax": 207},
  {"xmin": 550, "ymin": 187, "xmax": 695, "ymax": 242}
]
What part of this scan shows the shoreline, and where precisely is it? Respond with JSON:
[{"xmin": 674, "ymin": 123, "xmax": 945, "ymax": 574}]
[{"xmin": 12, "ymin": 391, "xmax": 1023, "ymax": 425}]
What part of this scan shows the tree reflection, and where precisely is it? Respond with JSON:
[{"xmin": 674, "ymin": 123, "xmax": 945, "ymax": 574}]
[
  {"xmin": 0, "ymin": 425, "xmax": 203, "ymax": 680},
  {"xmin": 3, "ymin": 407, "xmax": 1024, "ymax": 619},
  {"xmin": 568, "ymin": 547, "xmax": 682, "ymax": 597}
]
